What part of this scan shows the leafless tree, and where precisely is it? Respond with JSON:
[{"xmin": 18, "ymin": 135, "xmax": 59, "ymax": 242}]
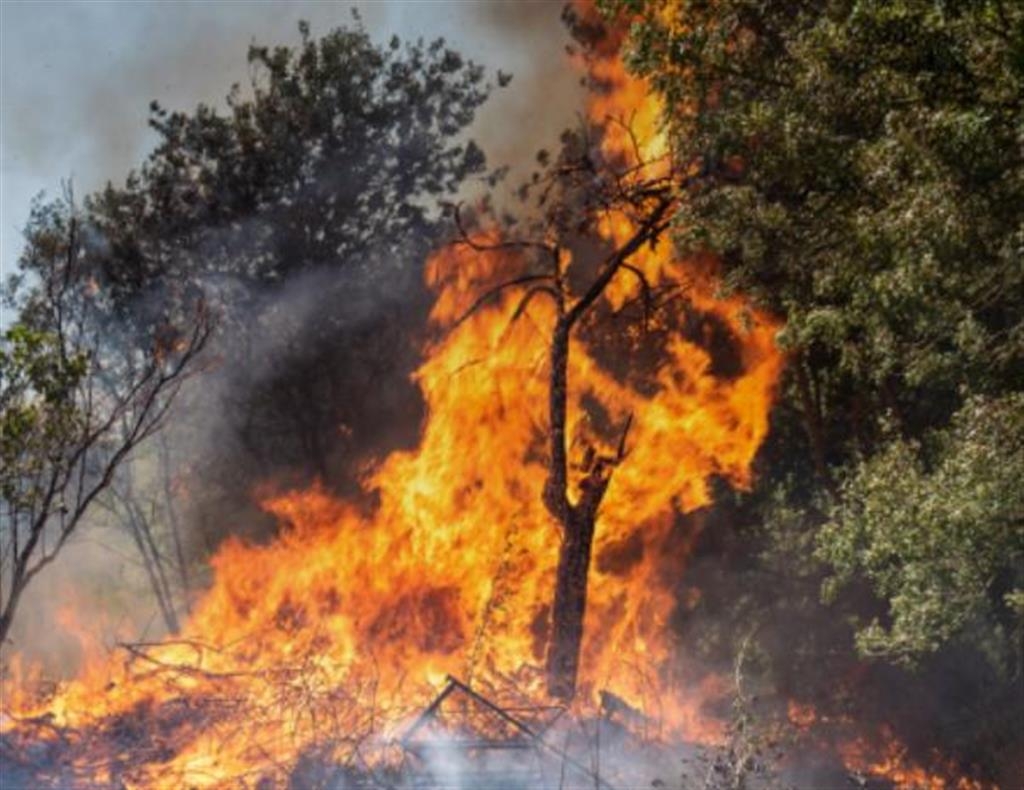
[
  {"xmin": 0, "ymin": 198, "xmax": 212, "ymax": 646},
  {"xmin": 451, "ymin": 119, "xmax": 679, "ymax": 699}
]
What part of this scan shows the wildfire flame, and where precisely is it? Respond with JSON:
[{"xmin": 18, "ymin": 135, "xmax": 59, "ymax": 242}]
[
  {"xmin": 0, "ymin": 13, "xmax": 791, "ymax": 788},
  {"xmin": 840, "ymin": 728, "xmax": 989, "ymax": 790}
]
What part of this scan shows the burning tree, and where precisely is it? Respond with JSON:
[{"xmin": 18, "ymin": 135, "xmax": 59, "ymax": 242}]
[
  {"xmin": 0, "ymin": 9, "xmax": 785, "ymax": 788},
  {"xmin": 451, "ymin": 165, "xmax": 675, "ymax": 699},
  {"xmin": 444, "ymin": 6, "xmax": 780, "ymax": 701}
]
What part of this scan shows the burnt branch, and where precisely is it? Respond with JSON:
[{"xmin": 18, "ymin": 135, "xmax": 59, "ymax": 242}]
[
  {"xmin": 452, "ymin": 202, "xmax": 554, "ymax": 257},
  {"xmin": 565, "ymin": 195, "xmax": 673, "ymax": 328},
  {"xmin": 619, "ymin": 263, "xmax": 655, "ymax": 330},
  {"xmin": 454, "ymin": 274, "xmax": 557, "ymax": 328}
]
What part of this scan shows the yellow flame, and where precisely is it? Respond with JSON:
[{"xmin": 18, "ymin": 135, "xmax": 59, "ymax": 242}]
[{"xmin": 3, "ymin": 13, "xmax": 786, "ymax": 788}]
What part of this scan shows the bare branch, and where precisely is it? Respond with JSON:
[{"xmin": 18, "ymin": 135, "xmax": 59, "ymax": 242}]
[
  {"xmin": 508, "ymin": 285, "xmax": 562, "ymax": 327},
  {"xmin": 451, "ymin": 203, "xmax": 555, "ymax": 257},
  {"xmin": 566, "ymin": 195, "xmax": 673, "ymax": 328},
  {"xmin": 454, "ymin": 274, "xmax": 556, "ymax": 328},
  {"xmin": 619, "ymin": 263, "xmax": 654, "ymax": 331},
  {"xmin": 1, "ymin": 253, "xmax": 214, "ymax": 642}
]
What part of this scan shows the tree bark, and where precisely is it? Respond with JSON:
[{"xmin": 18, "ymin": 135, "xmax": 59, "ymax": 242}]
[
  {"xmin": 0, "ymin": 581, "xmax": 27, "ymax": 646},
  {"xmin": 539, "ymin": 197, "xmax": 671, "ymax": 700},
  {"xmin": 546, "ymin": 468, "xmax": 612, "ymax": 699},
  {"xmin": 546, "ymin": 504, "xmax": 599, "ymax": 699},
  {"xmin": 793, "ymin": 349, "xmax": 830, "ymax": 486}
]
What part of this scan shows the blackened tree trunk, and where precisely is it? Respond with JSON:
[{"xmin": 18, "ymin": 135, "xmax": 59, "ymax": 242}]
[
  {"xmin": 542, "ymin": 318, "xmax": 587, "ymax": 699},
  {"xmin": 540, "ymin": 198, "xmax": 672, "ymax": 700},
  {"xmin": 545, "ymin": 461, "xmax": 613, "ymax": 698},
  {"xmin": 452, "ymin": 188, "xmax": 671, "ymax": 701}
]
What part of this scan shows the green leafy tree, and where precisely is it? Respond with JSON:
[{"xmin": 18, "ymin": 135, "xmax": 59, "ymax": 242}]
[
  {"xmin": 1, "ymin": 327, "xmax": 88, "ymax": 515},
  {"xmin": 613, "ymin": 0, "xmax": 1023, "ymax": 474},
  {"xmin": 610, "ymin": 0, "xmax": 1024, "ymax": 640},
  {"xmin": 76, "ymin": 17, "xmax": 494, "ymax": 312},
  {"xmin": 820, "ymin": 394, "xmax": 1024, "ymax": 667},
  {"xmin": 607, "ymin": 0, "xmax": 1024, "ymax": 775},
  {"xmin": 103, "ymin": 20, "xmax": 492, "ymax": 487}
]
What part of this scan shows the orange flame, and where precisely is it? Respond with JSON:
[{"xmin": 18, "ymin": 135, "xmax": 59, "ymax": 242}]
[
  {"xmin": 2, "ymin": 17, "xmax": 785, "ymax": 788},
  {"xmin": 840, "ymin": 728, "xmax": 991, "ymax": 790},
  {"xmin": 787, "ymin": 699, "xmax": 818, "ymax": 731}
]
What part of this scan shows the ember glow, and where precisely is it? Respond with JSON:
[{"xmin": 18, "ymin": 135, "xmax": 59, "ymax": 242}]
[{"xmin": 839, "ymin": 728, "xmax": 988, "ymax": 790}]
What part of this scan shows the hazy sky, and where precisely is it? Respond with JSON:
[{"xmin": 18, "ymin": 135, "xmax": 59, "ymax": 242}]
[{"xmin": 0, "ymin": 0, "xmax": 583, "ymax": 291}]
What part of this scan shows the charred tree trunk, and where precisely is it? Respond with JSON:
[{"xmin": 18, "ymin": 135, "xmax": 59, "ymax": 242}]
[
  {"xmin": 546, "ymin": 508, "xmax": 598, "ymax": 699},
  {"xmin": 542, "ymin": 318, "xmax": 589, "ymax": 700},
  {"xmin": 542, "ymin": 329, "xmax": 624, "ymax": 698},
  {"xmin": 454, "ymin": 194, "xmax": 671, "ymax": 701},
  {"xmin": 546, "ymin": 463, "xmax": 614, "ymax": 699},
  {"xmin": 541, "ymin": 198, "xmax": 671, "ymax": 700}
]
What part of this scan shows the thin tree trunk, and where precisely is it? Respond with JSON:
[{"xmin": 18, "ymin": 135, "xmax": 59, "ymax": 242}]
[
  {"xmin": 546, "ymin": 481, "xmax": 609, "ymax": 700},
  {"xmin": 124, "ymin": 501, "xmax": 180, "ymax": 634},
  {"xmin": 540, "ymin": 198, "xmax": 671, "ymax": 700},
  {"xmin": 794, "ymin": 350, "xmax": 830, "ymax": 486},
  {"xmin": 0, "ymin": 502, "xmax": 54, "ymax": 645},
  {"xmin": 542, "ymin": 319, "xmax": 621, "ymax": 699},
  {"xmin": 0, "ymin": 580, "xmax": 27, "ymax": 646},
  {"xmin": 160, "ymin": 438, "xmax": 192, "ymax": 615},
  {"xmin": 543, "ymin": 318, "xmax": 583, "ymax": 699}
]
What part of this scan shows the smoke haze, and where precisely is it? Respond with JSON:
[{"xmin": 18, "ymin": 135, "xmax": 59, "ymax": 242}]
[{"xmin": 1, "ymin": 0, "xmax": 583, "ymax": 275}]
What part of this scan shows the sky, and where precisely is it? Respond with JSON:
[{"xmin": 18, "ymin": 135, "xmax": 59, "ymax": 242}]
[{"xmin": 0, "ymin": 0, "xmax": 584, "ymax": 305}]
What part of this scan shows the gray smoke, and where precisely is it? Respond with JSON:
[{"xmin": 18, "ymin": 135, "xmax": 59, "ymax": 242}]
[
  {"xmin": 1, "ymin": 1, "xmax": 587, "ymax": 675},
  {"xmin": 1, "ymin": 1, "xmax": 584, "ymax": 269}
]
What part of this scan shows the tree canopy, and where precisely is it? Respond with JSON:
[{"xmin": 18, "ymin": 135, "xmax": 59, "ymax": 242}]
[
  {"xmin": 79, "ymin": 19, "xmax": 492, "ymax": 312},
  {"xmin": 821, "ymin": 393, "xmax": 1024, "ymax": 665},
  {"xmin": 611, "ymin": 0, "xmax": 1024, "ymax": 664},
  {"xmin": 606, "ymin": 1, "xmax": 1023, "ymax": 777}
]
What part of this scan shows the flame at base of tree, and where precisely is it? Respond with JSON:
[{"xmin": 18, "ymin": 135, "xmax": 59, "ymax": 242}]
[
  {"xmin": 2, "ymin": 31, "xmax": 789, "ymax": 784},
  {"xmin": 0, "ymin": 7, "xmax": 1000, "ymax": 788}
]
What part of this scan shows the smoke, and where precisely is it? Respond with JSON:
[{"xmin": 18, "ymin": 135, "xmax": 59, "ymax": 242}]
[
  {"xmin": 0, "ymin": 1, "xmax": 590, "ymax": 673},
  {"xmin": 4, "ymin": 525, "xmax": 164, "ymax": 679},
  {"xmin": 0, "ymin": 1, "xmax": 584, "ymax": 269},
  {"xmin": 393, "ymin": 717, "xmax": 697, "ymax": 790},
  {"xmin": 465, "ymin": 2, "xmax": 587, "ymax": 188},
  {"xmin": 3, "ymin": 240, "xmax": 435, "ymax": 677}
]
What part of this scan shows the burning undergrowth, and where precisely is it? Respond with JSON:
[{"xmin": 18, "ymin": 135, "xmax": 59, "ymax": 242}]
[{"xmin": 2, "ymin": 35, "xmax": 780, "ymax": 790}]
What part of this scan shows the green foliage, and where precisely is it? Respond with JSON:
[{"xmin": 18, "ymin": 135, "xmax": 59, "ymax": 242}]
[
  {"xmin": 611, "ymin": 0, "xmax": 1024, "ymax": 667},
  {"xmin": 608, "ymin": 7, "xmax": 1024, "ymax": 773},
  {"xmin": 0, "ymin": 325, "xmax": 88, "ymax": 509},
  {"xmin": 2, "ymin": 192, "xmax": 212, "ymax": 643},
  {"xmin": 819, "ymin": 394, "xmax": 1024, "ymax": 666},
  {"xmin": 616, "ymin": 0, "xmax": 1022, "ymax": 438},
  {"xmin": 71, "ymin": 17, "xmax": 494, "ymax": 315}
]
